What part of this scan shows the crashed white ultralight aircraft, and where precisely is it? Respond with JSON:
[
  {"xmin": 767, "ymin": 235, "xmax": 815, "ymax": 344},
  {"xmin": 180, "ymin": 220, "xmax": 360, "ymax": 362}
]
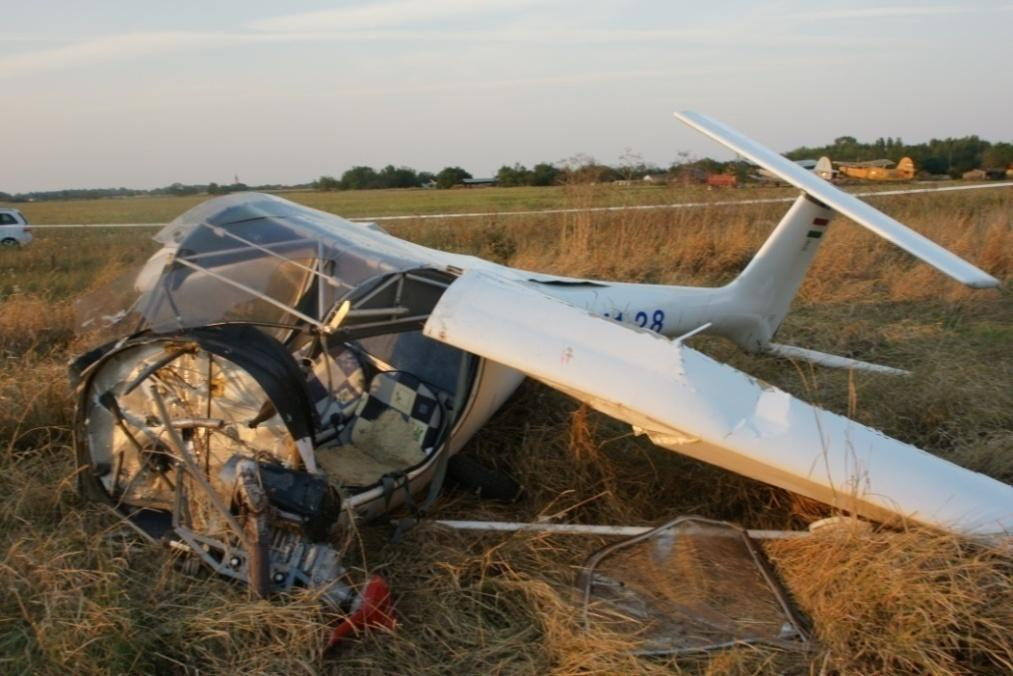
[{"xmin": 72, "ymin": 112, "xmax": 1011, "ymax": 620}]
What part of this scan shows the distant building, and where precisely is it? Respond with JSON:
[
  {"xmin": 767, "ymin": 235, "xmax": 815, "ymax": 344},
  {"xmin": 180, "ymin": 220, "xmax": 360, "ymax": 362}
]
[
  {"xmin": 642, "ymin": 174, "xmax": 668, "ymax": 184},
  {"xmin": 706, "ymin": 173, "xmax": 737, "ymax": 188},
  {"xmin": 461, "ymin": 177, "xmax": 497, "ymax": 187},
  {"xmin": 962, "ymin": 168, "xmax": 1007, "ymax": 181}
]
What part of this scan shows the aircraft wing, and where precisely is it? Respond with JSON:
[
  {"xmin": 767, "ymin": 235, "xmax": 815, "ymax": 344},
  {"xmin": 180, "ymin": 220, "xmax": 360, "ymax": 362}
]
[
  {"xmin": 674, "ymin": 111, "xmax": 999, "ymax": 289},
  {"xmin": 424, "ymin": 270, "xmax": 1013, "ymax": 536}
]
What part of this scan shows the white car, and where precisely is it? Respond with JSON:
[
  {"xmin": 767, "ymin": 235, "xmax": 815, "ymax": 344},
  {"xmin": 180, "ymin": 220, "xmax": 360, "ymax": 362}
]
[{"xmin": 0, "ymin": 207, "xmax": 32, "ymax": 247}]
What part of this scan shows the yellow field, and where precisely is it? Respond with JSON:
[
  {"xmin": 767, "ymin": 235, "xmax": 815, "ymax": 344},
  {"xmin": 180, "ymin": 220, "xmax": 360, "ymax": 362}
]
[{"xmin": 1, "ymin": 185, "xmax": 1011, "ymax": 674}]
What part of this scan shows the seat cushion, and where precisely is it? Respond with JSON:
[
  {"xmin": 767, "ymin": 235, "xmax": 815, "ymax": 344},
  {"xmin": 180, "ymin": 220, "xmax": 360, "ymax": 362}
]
[
  {"xmin": 305, "ymin": 346, "xmax": 367, "ymax": 429},
  {"xmin": 315, "ymin": 372, "xmax": 444, "ymax": 489},
  {"xmin": 351, "ymin": 372, "xmax": 442, "ymax": 451}
]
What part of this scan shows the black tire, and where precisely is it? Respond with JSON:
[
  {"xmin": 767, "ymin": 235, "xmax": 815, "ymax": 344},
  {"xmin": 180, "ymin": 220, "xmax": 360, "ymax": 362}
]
[
  {"xmin": 1, "ymin": 238, "xmax": 20, "ymax": 248},
  {"xmin": 447, "ymin": 454, "xmax": 521, "ymax": 503}
]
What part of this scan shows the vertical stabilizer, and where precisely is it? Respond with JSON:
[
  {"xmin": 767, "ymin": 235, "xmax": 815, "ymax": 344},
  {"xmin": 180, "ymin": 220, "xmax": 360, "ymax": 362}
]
[
  {"xmin": 815, "ymin": 156, "xmax": 834, "ymax": 180},
  {"xmin": 721, "ymin": 194, "xmax": 833, "ymax": 347},
  {"xmin": 897, "ymin": 156, "xmax": 915, "ymax": 179}
]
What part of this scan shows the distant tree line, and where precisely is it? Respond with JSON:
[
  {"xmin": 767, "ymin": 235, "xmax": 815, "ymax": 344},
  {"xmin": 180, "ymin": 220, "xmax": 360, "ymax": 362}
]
[
  {"xmin": 0, "ymin": 181, "xmax": 312, "ymax": 203},
  {"xmin": 315, "ymin": 165, "xmax": 432, "ymax": 191},
  {"xmin": 164, "ymin": 182, "xmax": 250, "ymax": 197},
  {"xmin": 495, "ymin": 163, "xmax": 562, "ymax": 186},
  {"xmin": 786, "ymin": 135, "xmax": 1013, "ymax": 177},
  {"xmin": 4, "ymin": 133, "xmax": 1010, "ymax": 202},
  {"xmin": 0, "ymin": 187, "xmax": 147, "ymax": 202},
  {"xmin": 313, "ymin": 157, "xmax": 661, "ymax": 192},
  {"xmin": 313, "ymin": 165, "xmax": 479, "ymax": 191}
]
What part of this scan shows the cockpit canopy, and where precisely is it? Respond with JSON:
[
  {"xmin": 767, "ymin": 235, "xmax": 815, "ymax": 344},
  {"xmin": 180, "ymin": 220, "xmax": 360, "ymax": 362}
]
[
  {"xmin": 80, "ymin": 192, "xmax": 440, "ymax": 336},
  {"xmin": 77, "ymin": 192, "xmax": 466, "ymax": 396}
]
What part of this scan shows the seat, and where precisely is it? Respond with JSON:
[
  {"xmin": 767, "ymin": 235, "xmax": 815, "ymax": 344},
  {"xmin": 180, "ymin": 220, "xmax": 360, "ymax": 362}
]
[
  {"xmin": 315, "ymin": 371, "xmax": 444, "ymax": 489},
  {"xmin": 305, "ymin": 345, "xmax": 368, "ymax": 443}
]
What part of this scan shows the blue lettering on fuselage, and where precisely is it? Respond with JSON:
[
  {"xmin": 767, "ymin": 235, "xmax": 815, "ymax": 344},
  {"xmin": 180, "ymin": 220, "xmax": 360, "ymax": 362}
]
[{"xmin": 602, "ymin": 309, "xmax": 665, "ymax": 332}]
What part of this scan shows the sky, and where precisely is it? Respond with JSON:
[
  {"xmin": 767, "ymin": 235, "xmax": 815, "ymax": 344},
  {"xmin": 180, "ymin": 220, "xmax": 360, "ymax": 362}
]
[{"xmin": 1, "ymin": 1, "xmax": 1011, "ymax": 192}]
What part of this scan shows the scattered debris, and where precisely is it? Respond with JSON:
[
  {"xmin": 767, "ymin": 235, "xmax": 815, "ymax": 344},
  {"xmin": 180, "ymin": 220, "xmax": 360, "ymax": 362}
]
[{"xmin": 579, "ymin": 516, "xmax": 809, "ymax": 655}]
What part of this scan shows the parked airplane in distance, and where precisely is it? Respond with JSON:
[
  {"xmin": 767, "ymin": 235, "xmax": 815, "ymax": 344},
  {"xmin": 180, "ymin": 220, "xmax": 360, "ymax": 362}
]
[{"xmin": 838, "ymin": 157, "xmax": 915, "ymax": 181}]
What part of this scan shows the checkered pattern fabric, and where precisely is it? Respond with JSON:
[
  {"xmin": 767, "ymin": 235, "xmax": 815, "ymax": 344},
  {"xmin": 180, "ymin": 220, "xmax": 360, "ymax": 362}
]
[
  {"xmin": 346, "ymin": 372, "xmax": 443, "ymax": 452},
  {"xmin": 305, "ymin": 347, "xmax": 367, "ymax": 428}
]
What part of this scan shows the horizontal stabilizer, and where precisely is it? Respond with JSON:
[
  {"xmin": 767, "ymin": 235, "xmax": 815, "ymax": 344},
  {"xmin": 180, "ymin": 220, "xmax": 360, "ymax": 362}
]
[
  {"xmin": 674, "ymin": 111, "xmax": 1000, "ymax": 289},
  {"xmin": 765, "ymin": 343, "xmax": 909, "ymax": 376}
]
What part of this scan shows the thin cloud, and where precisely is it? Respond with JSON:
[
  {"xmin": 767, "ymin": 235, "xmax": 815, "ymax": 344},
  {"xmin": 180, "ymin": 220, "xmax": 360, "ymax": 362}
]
[
  {"xmin": 0, "ymin": 1, "xmax": 899, "ymax": 82},
  {"xmin": 329, "ymin": 58, "xmax": 833, "ymax": 99},
  {"xmin": 0, "ymin": 26, "xmax": 730, "ymax": 79},
  {"xmin": 250, "ymin": 0, "xmax": 528, "ymax": 32},
  {"xmin": 2, "ymin": 36, "xmax": 82, "ymax": 42},
  {"xmin": 797, "ymin": 5, "xmax": 975, "ymax": 20},
  {"xmin": 0, "ymin": 31, "xmax": 222, "ymax": 79},
  {"xmin": 337, "ymin": 68, "xmax": 672, "ymax": 97}
]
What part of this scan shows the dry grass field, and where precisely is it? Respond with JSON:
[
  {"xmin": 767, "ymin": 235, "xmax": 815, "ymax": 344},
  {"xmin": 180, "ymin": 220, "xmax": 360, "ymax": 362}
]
[
  {"xmin": 10, "ymin": 181, "xmax": 937, "ymax": 224},
  {"xmin": 12, "ymin": 184, "xmax": 679, "ymax": 223},
  {"xmin": 1, "ymin": 184, "xmax": 1011, "ymax": 674}
]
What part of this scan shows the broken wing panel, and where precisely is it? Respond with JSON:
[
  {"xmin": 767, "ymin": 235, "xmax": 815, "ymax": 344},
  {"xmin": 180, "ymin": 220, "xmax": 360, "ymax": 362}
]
[{"xmin": 424, "ymin": 271, "xmax": 1013, "ymax": 536}]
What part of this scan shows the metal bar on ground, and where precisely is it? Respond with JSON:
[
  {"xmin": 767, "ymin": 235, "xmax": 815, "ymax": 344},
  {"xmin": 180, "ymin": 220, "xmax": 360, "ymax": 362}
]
[{"xmin": 434, "ymin": 519, "xmax": 809, "ymax": 540}]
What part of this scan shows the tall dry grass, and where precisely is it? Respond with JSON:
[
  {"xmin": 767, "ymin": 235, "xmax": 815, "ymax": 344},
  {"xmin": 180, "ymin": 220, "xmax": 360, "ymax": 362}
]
[
  {"xmin": 395, "ymin": 187, "xmax": 1011, "ymax": 300},
  {"xmin": 1, "ymin": 186, "xmax": 1011, "ymax": 673},
  {"xmin": 769, "ymin": 524, "xmax": 1013, "ymax": 674}
]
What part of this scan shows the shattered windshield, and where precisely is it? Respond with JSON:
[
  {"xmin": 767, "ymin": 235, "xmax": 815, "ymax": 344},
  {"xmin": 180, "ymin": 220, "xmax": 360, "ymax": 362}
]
[{"xmin": 77, "ymin": 193, "xmax": 423, "ymax": 337}]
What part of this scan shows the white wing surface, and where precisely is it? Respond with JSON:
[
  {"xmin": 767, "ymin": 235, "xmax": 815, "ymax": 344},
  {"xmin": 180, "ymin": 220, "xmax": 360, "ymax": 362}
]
[
  {"xmin": 425, "ymin": 270, "xmax": 1012, "ymax": 536},
  {"xmin": 674, "ymin": 111, "xmax": 1000, "ymax": 289}
]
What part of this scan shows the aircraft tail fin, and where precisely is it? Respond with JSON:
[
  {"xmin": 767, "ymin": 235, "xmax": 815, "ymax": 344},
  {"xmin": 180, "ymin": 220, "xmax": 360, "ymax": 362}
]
[
  {"xmin": 815, "ymin": 156, "xmax": 834, "ymax": 180},
  {"xmin": 897, "ymin": 156, "xmax": 915, "ymax": 178},
  {"xmin": 674, "ymin": 111, "xmax": 998, "ymax": 289},
  {"xmin": 721, "ymin": 193, "xmax": 833, "ymax": 347},
  {"xmin": 674, "ymin": 112, "xmax": 997, "ymax": 361}
]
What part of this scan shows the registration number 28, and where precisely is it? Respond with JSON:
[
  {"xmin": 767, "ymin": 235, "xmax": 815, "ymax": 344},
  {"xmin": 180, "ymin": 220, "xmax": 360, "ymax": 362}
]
[{"xmin": 602, "ymin": 309, "xmax": 665, "ymax": 332}]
